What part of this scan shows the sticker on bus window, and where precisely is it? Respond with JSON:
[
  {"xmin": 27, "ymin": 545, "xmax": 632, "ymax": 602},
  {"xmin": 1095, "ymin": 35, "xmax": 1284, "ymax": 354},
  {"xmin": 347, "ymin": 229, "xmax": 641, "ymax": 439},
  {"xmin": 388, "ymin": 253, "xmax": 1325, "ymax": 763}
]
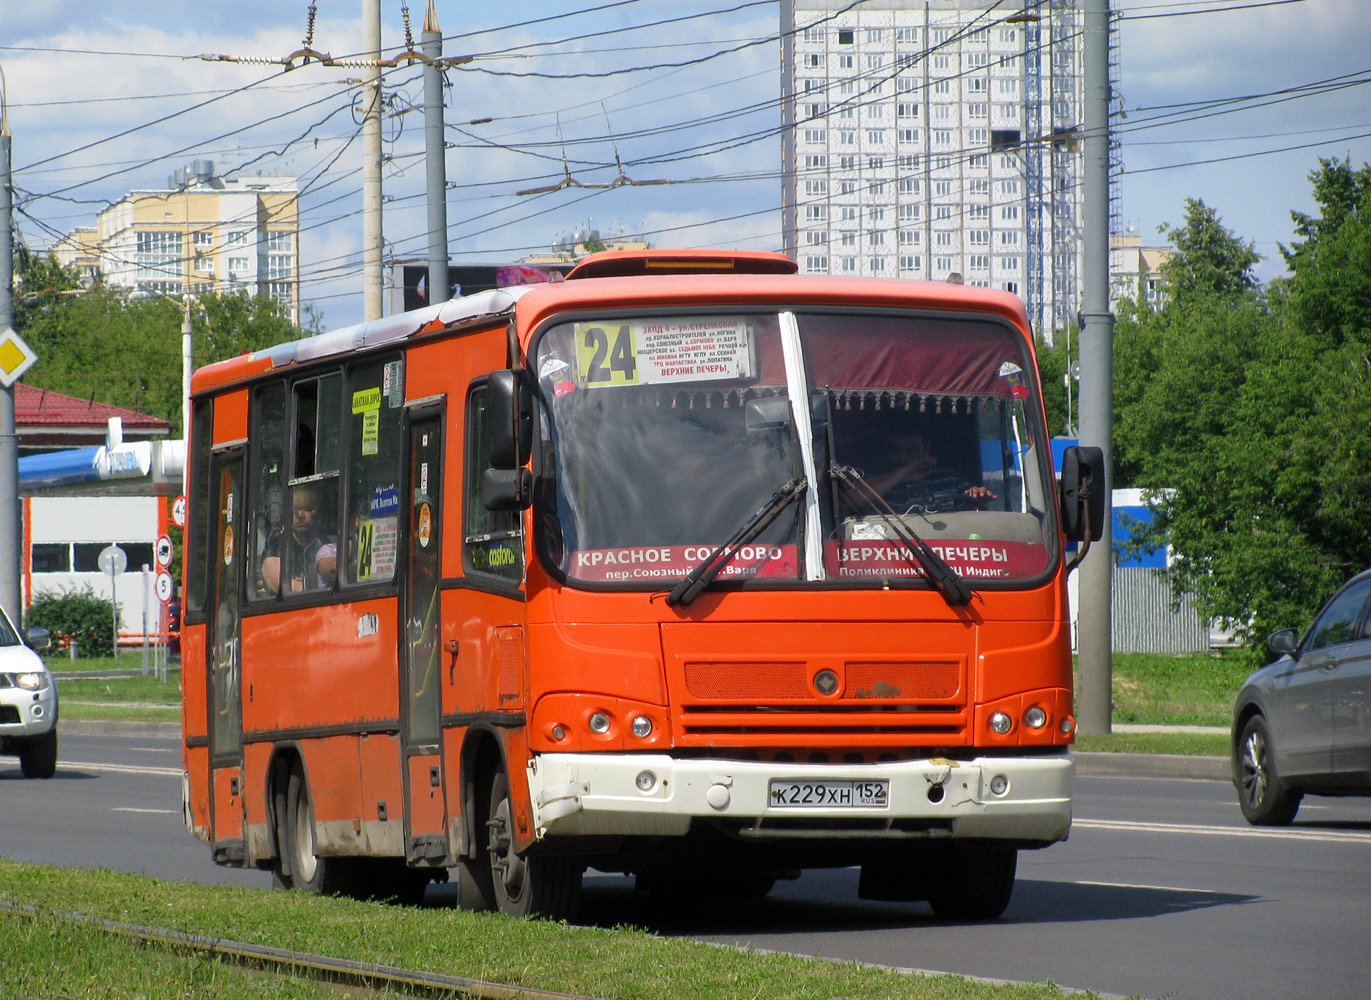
[
  {"xmin": 573, "ymin": 319, "xmax": 754, "ymax": 388},
  {"xmin": 355, "ymin": 516, "xmax": 399, "ymax": 580},
  {"xmin": 361, "ymin": 409, "xmax": 380, "ymax": 456}
]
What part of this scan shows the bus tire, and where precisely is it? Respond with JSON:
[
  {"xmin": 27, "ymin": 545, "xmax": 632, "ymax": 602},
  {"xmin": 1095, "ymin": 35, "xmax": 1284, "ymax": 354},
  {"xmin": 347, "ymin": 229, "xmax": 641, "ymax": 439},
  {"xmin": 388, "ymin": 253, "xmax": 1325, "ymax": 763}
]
[
  {"xmin": 284, "ymin": 766, "xmax": 351, "ymax": 897},
  {"xmin": 485, "ymin": 769, "xmax": 582, "ymax": 920},
  {"xmin": 927, "ymin": 845, "xmax": 1017, "ymax": 921},
  {"xmin": 18, "ymin": 730, "xmax": 58, "ymax": 779}
]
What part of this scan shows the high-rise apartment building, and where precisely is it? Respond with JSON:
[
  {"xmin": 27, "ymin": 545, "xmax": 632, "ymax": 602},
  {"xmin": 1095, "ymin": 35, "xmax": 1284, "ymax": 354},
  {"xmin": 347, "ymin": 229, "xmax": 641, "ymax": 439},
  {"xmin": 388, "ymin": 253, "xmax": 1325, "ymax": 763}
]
[
  {"xmin": 780, "ymin": 1, "xmax": 1084, "ymax": 336},
  {"xmin": 54, "ymin": 161, "xmax": 300, "ymax": 322}
]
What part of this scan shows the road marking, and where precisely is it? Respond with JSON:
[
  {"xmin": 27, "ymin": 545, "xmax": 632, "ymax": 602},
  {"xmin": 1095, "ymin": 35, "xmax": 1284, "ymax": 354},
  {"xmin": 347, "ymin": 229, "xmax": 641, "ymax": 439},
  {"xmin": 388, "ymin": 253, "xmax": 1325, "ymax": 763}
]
[
  {"xmin": 1076, "ymin": 880, "xmax": 1226, "ymax": 894},
  {"xmin": 112, "ymin": 807, "xmax": 178, "ymax": 814},
  {"xmin": 61, "ymin": 760, "xmax": 182, "ymax": 778},
  {"xmin": 1075, "ymin": 817, "xmax": 1371, "ymax": 845}
]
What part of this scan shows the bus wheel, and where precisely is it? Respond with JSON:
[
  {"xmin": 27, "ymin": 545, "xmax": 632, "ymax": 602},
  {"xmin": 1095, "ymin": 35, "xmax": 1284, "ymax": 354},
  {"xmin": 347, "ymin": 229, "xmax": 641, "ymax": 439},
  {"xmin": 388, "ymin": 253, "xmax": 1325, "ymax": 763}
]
[
  {"xmin": 485, "ymin": 770, "xmax": 582, "ymax": 920},
  {"xmin": 284, "ymin": 766, "xmax": 350, "ymax": 896},
  {"xmin": 927, "ymin": 845, "xmax": 1017, "ymax": 920}
]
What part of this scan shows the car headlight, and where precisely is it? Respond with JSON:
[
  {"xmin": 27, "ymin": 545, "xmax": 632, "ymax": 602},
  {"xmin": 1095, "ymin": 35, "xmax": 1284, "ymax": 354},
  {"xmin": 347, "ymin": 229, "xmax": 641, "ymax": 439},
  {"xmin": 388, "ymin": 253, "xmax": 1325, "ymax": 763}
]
[{"xmin": 14, "ymin": 672, "xmax": 51, "ymax": 692}]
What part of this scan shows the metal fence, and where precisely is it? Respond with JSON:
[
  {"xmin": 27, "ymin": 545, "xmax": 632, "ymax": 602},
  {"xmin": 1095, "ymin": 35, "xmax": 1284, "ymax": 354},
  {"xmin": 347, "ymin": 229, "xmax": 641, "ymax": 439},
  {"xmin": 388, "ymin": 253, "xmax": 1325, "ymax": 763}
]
[{"xmin": 1111, "ymin": 566, "xmax": 1210, "ymax": 654}]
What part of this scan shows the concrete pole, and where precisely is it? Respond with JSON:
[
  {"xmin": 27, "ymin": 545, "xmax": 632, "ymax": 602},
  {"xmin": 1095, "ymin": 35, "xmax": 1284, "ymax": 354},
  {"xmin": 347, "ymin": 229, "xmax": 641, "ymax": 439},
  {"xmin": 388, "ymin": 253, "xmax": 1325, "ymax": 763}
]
[
  {"xmin": 0, "ymin": 83, "xmax": 21, "ymax": 623},
  {"xmin": 1076, "ymin": 0, "xmax": 1115, "ymax": 735},
  {"xmin": 422, "ymin": 1, "xmax": 450, "ymax": 303},
  {"xmin": 362, "ymin": 0, "xmax": 384, "ymax": 320}
]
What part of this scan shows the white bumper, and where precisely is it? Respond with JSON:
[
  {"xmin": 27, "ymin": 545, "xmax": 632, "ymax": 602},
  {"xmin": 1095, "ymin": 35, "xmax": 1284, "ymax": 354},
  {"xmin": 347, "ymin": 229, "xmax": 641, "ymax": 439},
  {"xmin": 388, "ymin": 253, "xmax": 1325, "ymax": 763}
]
[
  {"xmin": 0, "ymin": 681, "xmax": 57, "ymax": 740},
  {"xmin": 528, "ymin": 752, "xmax": 1073, "ymax": 845}
]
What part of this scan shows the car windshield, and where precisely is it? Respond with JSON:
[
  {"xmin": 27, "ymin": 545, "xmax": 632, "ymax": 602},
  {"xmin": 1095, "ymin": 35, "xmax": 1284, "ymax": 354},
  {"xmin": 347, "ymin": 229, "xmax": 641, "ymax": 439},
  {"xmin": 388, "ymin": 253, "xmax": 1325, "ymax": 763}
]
[
  {"xmin": 532, "ymin": 309, "xmax": 1056, "ymax": 590},
  {"xmin": 0, "ymin": 612, "xmax": 22, "ymax": 647}
]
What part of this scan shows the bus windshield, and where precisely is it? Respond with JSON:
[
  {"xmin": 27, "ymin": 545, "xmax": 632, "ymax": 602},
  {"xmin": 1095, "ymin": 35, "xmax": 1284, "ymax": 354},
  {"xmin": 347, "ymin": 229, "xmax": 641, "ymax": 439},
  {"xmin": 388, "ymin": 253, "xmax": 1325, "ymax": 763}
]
[{"xmin": 532, "ymin": 309, "xmax": 1056, "ymax": 589}]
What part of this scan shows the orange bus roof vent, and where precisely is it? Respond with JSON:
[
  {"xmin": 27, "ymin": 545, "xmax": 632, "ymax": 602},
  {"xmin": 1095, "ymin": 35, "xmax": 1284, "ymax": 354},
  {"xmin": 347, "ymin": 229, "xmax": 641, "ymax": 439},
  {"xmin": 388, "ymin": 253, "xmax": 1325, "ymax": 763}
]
[{"xmin": 565, "ymin": 249, "xmax": 798, "ymax": 280}]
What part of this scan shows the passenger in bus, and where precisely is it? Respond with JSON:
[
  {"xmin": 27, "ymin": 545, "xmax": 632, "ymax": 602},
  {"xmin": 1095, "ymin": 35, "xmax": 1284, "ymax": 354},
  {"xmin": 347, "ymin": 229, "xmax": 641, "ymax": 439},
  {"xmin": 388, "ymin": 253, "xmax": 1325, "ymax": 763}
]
[{"xmin": 260, "ymin": 484, "xmax": 338, "ymax": 595}]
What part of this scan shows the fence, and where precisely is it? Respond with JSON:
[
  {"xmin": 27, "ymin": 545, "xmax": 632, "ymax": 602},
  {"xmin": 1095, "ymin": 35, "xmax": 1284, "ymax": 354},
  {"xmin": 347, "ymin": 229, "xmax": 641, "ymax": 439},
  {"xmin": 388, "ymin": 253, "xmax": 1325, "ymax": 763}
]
[{"xmin": 1111, "ymin": 566, "xmax": 1210, "ymax": 654}]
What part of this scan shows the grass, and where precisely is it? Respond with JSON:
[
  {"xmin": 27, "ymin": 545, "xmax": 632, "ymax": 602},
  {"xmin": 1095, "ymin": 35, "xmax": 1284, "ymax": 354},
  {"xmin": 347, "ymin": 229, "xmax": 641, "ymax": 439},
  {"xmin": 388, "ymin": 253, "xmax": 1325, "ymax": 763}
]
[{"xmin": 0, "ymin": 861, "xmax": 1126, "ymax": 1000}]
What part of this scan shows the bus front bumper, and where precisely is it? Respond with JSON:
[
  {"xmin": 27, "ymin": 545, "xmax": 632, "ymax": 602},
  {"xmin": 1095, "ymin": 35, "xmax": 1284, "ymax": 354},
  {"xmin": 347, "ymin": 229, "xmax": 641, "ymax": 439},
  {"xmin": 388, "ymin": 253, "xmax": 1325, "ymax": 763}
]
[{"xmin": 527, "ymin": 751, "xmax": 1073, "ymax": 846}]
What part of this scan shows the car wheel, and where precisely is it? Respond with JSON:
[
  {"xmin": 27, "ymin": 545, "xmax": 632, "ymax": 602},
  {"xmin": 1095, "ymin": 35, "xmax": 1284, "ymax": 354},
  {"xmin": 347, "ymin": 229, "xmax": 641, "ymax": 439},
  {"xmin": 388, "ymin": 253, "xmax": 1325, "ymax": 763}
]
[
  {"xmin": 1236, "ymin": 715, "xmax": 1301, "ymax": 826},
  {"xmin": 486, "ymin": 769, "xmax": 581, "ymax": 920},
  {"xmin": 18, "ymin": 729, "xmax": 57, "ymax": 779}
]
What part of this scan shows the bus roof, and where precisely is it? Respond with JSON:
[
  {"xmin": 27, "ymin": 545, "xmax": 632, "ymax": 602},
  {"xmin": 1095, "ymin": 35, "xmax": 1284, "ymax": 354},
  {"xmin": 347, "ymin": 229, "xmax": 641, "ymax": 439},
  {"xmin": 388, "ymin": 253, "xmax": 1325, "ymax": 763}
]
[{"xmin": 191, "ymin": 254, "xmax": 1032, "ymax": 395}]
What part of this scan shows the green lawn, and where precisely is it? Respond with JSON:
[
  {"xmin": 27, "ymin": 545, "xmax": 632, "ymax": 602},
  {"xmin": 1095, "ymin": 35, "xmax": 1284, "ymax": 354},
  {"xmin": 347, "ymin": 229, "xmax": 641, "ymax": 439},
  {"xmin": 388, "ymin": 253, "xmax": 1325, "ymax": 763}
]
[{"xmin": 0, "ymin": 861, "xmax": 1128, "ymax": 1000}]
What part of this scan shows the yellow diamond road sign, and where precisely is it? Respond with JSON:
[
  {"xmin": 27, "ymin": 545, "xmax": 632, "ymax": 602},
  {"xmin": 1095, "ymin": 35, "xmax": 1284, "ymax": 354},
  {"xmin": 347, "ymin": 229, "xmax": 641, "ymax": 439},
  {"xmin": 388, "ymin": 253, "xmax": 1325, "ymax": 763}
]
[{"xmin": 0, "ymin": 327, "xmax": 37, "ymax": 388}]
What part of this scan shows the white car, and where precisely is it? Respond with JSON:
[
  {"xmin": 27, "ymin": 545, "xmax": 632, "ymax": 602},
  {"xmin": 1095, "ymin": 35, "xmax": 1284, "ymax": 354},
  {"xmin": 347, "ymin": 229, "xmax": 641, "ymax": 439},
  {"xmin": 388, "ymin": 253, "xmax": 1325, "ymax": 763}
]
[{"xmin": 0, "ymin": 611, "xmax": 56, "ymax": 779}]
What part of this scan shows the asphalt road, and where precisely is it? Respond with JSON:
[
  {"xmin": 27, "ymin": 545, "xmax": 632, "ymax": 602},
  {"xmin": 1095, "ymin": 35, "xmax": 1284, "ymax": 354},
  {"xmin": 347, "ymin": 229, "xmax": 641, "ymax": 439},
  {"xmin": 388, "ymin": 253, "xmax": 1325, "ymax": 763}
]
[{"xmin": 4, "ymin": 725, "xmax": 1369, "ymax": 1000}]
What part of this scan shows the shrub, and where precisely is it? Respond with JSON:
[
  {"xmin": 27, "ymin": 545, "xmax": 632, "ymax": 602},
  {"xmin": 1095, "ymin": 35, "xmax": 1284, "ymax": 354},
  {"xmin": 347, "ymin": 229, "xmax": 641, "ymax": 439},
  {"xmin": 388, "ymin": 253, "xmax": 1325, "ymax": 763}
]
[{"xmin": 25, "ymin": 585, "xmax": 122, "ymax": 658}]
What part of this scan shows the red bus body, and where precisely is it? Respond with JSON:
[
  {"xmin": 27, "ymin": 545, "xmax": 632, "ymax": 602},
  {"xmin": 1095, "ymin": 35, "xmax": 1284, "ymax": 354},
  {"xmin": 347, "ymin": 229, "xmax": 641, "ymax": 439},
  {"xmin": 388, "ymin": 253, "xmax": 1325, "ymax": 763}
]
[{"xmin": 181, "ymin": 251, "xmax": 1086, "ymax": 919}]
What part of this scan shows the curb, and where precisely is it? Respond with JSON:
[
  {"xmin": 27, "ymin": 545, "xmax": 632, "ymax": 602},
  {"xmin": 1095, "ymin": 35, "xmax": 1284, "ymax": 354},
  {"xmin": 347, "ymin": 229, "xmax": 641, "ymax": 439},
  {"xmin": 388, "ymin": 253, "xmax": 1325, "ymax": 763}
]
[
  {"xmin": 1074, "ymin": 751, "xmax": 1229, "ymax": 781},
  {"xmin": 59, "ymin": 719, "xmax": 181, "ymax": 738}
]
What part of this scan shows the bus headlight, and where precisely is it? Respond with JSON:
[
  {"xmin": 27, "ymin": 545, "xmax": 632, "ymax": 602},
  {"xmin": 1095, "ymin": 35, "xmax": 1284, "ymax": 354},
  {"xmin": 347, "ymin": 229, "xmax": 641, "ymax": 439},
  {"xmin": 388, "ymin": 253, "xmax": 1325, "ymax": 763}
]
[
  {"xmin": 1024, "ymin": 706, "xmax": 1048, "ymax": 730},
  {"xmin": 989, "ymin": 711, "xmax": 1013, "ymax": 735},
  {"xmin": 630, "ymin": 714, "xmax": 653, "ymax": 739},
  {"xmin": 588, "ymin": 712, "xmax": 611, "ymax": 734}
]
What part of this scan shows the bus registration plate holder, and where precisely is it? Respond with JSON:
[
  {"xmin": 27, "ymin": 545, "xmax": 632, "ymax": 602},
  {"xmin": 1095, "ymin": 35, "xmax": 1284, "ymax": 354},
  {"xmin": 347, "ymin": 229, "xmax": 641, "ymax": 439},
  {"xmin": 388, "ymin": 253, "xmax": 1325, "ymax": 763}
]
[{"xmin": 768, "ymin": 779, "xmax": 888, "ymax": 808}]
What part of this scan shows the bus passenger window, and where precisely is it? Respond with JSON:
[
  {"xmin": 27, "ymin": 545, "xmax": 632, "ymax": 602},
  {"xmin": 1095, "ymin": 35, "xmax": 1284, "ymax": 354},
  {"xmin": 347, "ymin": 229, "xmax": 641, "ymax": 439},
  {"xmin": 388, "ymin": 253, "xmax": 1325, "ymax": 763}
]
[
  {"xmin": 249, "ymin": 382, "xmax": 287, "ymax": 601},
  {"xmin": 343, "ymin": 357, "xmax": 403, "ymax": 586},
  {"xmin": 464, "ymin": 384, "xmax": 523, "ymax": 583}
]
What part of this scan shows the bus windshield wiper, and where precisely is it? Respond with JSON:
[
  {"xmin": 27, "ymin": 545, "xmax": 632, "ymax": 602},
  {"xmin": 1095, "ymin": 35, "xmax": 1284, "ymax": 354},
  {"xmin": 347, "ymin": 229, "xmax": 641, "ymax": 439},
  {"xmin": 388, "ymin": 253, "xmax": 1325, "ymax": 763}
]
[
  {"xmin": 830, "ymin": 465, "xmax": 972, "ymax": 607},
  {"xmin": 666, "ymin": 478, "xmax": 806, "ymax": 608}
]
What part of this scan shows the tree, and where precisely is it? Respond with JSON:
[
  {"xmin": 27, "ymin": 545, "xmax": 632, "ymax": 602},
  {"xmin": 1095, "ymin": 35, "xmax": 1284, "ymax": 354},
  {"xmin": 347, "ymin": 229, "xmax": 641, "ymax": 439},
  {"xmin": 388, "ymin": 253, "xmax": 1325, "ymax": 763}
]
[
  {"xmin": 1157, "ymin": 199, "xmax": 1261, "ymax": 304},
  {"xmin": 1116, "ymin": 165, "xmax": 1371, "ymax": 647},
  {"xmin": 12, "ymin": 248, "xmax": 319, "ymax": 435}
]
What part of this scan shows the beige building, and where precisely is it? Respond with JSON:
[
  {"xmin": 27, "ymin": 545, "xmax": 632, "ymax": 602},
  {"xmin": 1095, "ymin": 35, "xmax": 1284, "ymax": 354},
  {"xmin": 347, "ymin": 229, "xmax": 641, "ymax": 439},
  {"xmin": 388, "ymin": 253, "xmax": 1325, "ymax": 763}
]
[
  {"xmin": 1110, "ymin": 230, "xmax": 1170, "ymax": 310},
  {"xmin": 54, "ymin": 161, "xmax": 300, "ymax": 321}
]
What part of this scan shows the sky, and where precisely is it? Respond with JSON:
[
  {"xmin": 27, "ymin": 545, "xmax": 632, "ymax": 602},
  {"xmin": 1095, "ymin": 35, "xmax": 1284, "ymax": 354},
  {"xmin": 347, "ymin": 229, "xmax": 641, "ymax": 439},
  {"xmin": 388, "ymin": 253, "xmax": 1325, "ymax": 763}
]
[{"xmin": 2, "ymin": 0, "xmax": 1368, "ymax": 334}]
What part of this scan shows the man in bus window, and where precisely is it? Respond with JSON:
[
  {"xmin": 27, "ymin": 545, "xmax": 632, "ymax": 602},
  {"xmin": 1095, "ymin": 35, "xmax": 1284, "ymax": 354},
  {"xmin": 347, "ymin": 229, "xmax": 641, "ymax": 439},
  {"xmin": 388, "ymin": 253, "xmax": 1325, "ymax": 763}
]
[
  {"xmin": 260, "ymin": 484, "xmax": 337, "ymax": 594},
  {"xmin": 845, "ymin": 419, "xmax": 996, "ymax": 514}
]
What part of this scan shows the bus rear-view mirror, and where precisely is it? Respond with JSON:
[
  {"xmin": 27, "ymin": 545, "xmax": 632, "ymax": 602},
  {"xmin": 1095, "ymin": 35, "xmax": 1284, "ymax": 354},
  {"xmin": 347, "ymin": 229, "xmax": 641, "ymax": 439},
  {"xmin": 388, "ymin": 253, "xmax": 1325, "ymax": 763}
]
[{"xmin": 1059, "ymin": 446, "xmax": 1105, "ymax": 542}]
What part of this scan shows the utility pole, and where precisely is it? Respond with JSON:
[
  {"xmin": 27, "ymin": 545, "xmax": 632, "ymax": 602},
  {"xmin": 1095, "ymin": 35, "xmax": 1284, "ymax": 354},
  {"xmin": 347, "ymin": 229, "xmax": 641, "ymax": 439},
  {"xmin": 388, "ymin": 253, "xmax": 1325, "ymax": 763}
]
[
  {"xmin": 1076, "ymin": 0, "xmax": 1115, "ymax": 735},
  {"xmin": 422, "ymin": 0, "xmax": 449, "ymax": 303},
  {"xmin": 0, "ymin": 68, "xmax": 20, "ymax": 623},
  {"xmin": 362, "ymin": 0, "xmax": 384, "ymax": 320}
]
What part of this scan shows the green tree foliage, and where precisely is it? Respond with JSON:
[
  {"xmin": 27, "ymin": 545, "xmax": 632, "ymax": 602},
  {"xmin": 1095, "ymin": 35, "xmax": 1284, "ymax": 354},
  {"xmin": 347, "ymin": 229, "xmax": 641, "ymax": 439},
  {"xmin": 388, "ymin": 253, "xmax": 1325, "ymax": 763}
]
[
  {"xmin": 1158, "ymin": 198, "xmax": 1260, "ymax": 304},
  {"xmin": 25, "ymin": 585, "xmax": 121, "ymax": 658},
  {"xmin": 1113, "ymin": 166, "xmax": 1371, "ymax": 647},
  {"xmin": 12, "ymin": 251, "xmax": 320, "ymax": 436}
]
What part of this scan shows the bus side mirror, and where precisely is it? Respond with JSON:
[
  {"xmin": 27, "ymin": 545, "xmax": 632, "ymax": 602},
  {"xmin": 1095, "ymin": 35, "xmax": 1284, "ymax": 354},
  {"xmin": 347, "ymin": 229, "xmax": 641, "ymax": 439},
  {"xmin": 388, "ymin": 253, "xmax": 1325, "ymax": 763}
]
[
  {"xmin": 482, "ymin": 467, "xmax": 532, "ymax": 511},
  {"xmin": 1060, "ymin": 446, "xmax": 1105, "ymax": 542},
  {"xmin": 486, "ymin": 369, "xmax": 533, "ymax": 470}
]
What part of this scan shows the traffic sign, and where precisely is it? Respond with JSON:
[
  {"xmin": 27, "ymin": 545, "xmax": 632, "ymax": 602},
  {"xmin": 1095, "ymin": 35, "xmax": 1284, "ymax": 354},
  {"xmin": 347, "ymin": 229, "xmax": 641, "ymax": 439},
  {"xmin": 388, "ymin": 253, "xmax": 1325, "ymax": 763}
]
[
  {"xmin": 156, "ymin": 571, "xmax": 174, "ymax": 603},
  {"xmin": 98, "ymin": 544, "xmax": 127, "ymax": 576},
  {"xmin": 0, "ymin": 326, "xmax": 38, "ymax": 388},
  {"xmin": 155, "ymin": 534, "xmax": 174, "ymax": 568},
  {"xmin": 171, "ymin": 495, "xmax": 188, "ymax": 528}
]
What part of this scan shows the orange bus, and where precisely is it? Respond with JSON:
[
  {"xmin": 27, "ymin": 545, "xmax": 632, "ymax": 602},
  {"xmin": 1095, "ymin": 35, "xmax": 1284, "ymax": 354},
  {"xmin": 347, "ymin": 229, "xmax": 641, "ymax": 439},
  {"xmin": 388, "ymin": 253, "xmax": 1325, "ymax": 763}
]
[{"xmin": 181, "ymin": 249, "xmax": 1103, "ymax": 921}]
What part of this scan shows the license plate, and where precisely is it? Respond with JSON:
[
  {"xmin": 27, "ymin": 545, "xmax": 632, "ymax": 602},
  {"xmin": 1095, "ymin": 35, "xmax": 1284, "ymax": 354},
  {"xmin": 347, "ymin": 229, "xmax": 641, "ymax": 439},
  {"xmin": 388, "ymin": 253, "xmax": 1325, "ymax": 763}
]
[{"xmin": 768, "ymin": 779, "xmax": 889, "ymax": 808}]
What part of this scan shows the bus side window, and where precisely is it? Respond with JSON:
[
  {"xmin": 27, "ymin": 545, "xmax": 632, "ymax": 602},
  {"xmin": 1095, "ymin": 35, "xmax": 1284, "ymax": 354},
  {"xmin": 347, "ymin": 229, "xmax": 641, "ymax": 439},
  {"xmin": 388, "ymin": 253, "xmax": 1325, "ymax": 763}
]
[
  {"xmin": 248, "ymin": 382, "xmax": 287, "ymax": 601},
  {"xmin": 185, "ymin": 397, "xmax": 213, "ymax": 615},
  {"xmin": 464, "ymin": 383, "xmax": 523, "ymax": 583},
  {"xmin": 343, "ymin": 357, "xmax": 403, "ymax": 587}
]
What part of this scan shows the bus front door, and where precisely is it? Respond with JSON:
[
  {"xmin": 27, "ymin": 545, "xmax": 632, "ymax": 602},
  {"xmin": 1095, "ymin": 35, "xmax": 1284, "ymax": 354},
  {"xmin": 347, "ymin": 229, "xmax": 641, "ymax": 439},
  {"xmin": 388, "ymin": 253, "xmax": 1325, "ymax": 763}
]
[
  {"xmin": 207, "ymin": 450, "xmax": 246, "ymax": 864},
  {"xmin": 401, "ymin": 410, "xmax": 447, "ymax": 865}
]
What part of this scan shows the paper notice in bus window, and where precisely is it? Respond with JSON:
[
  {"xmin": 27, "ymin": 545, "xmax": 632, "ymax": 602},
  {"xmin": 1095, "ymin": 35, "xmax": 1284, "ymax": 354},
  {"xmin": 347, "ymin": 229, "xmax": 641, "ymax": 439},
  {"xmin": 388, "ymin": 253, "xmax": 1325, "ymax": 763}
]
[
  {"xmin": 361, "ymin": 409, "xmax": 380, "ymax": 456},
  {"xmin": 356, "ymin": 516, "xmax": 399, "ymax": 580},
  {"xmin": 573, "ymin": 319, "xmax": 754, "ymax": 388}
]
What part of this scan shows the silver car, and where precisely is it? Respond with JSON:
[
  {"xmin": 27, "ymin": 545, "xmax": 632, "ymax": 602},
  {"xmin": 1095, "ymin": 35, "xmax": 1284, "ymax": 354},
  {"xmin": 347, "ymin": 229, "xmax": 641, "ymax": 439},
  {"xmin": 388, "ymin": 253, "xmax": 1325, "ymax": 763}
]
[
  {"xmin": 0, "ymin": 610, "xmax": 56, "ymax": 779},
  {"xmin": 1233, "ymin": 568, "xmax": 1371, "ymax": 824}
]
